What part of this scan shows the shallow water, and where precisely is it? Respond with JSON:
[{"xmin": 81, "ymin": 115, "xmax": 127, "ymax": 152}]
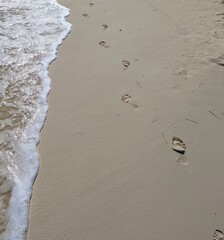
[{"xmin": 0, "ymin": 0, "xmax": 71, "ymax": 239}]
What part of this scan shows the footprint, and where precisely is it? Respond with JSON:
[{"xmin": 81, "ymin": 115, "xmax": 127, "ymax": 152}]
[
  {"xmin": 122, "ymin": 94, "xmax": 131, "ymax": 103},
  {"xmin": 82, "ymin": 13, "xmax": 89, "ymax": 17},
  {"xmin": 89, "ymin": 3, "xmax": 94, "ymax": 7},
  {"xmin": 209, "ymin": 56, "xmax": 224, "ymax": 67},
  {"xmin": 213, "ymin": 230, "xmax": 224, "ymax": 240},
  {"xmin": 122, "ymin": 60, "xmax": 130, "ymax": 69},
  {"xmin": 172, "ymin": 136, "xmax": 186, "ymax": 154},
  {"xmin": 122, "ymin": 94, "xmax": 139, "ymax": 110},
  {"xmin": 102, "ymin": 24, "xmax": 108, "ymax": 30},
  {"xmin": 99, "ymin": 41, "xmax": 110, "ymax": 48}
]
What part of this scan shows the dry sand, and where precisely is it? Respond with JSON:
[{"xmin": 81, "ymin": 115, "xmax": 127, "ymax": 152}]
[{"xmin": 27, "ymin": 0, "xmax": 224, "ymax": 239}]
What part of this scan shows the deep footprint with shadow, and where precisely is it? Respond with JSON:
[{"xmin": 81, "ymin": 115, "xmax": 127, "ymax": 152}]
[
  {"xmin": 89, "ymin": 3, "xmax": 94, "ymax": 7},
  {"xmin": 122, "ymin": 94, "xmax": 138, "ymax": 110},
  {"xmin": 172, "ymin": 136, "xmax": 186, "ymax": 154},
  {"xmin": 121, "ymin": 94, "xmax": 131, "ymax": 103},
  {"xmin": 213, "ymin": 230, "xmax": 224, "ymax": 240},
  {"xmin": 99, "ymin": 41, "xmax": 110, "ymax": 48},
  {"xmin": 122, "ymin": 60, "xmax": 130, "ymax": 69}
]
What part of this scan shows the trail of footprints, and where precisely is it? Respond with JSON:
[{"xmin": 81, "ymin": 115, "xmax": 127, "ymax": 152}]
[
  {"xmin": 83, "ymin": 2, "xmax": 138, "ymax": 110},
  {"xmin": 82, "ymin": 2, "xmax": 224, "ymax": 236},
  {"xmin": 83, "ymin": 2, "xmax": 137, "ymax": 110}
]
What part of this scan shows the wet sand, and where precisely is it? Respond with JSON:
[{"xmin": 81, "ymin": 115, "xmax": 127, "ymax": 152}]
[{"xmin": 27, "ymin": 0, "xmax": 224, "ymax": 239}]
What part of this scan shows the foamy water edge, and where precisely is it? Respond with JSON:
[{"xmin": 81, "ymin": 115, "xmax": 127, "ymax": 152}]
[{"xmin": 2, "ymin": 1, "xmax": 71, "ymax": 239}]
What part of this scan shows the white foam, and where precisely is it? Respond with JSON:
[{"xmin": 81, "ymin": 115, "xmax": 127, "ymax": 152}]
[{"xmin": 0, "ymin": 0, "xmax": 71, "ymax": 239}]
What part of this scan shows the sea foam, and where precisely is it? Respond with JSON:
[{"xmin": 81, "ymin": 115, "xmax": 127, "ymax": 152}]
[{"xmin": 0, "ymin": 0, "xmax": 71, "ymax": 239}]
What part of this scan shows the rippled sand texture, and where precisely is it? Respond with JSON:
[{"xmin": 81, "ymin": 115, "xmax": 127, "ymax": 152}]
[{"xmin": 0, "ymin": 1, "xmax": 70, "ymax": 239}]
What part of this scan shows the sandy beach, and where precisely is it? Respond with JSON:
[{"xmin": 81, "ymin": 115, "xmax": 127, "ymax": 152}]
[{"xmin": 27, "ymin": 0, "xmax": 224, "ymax": 239}]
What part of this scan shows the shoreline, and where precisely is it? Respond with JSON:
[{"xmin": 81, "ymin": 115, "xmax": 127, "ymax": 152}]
[{"xmin": 27, "ymin": 0, "xmax": 224, "ymax": 239}]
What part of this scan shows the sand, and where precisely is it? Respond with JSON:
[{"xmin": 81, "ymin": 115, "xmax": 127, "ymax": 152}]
[{"xmin": 27, "ymin": 0, "xmax": 224, "ymax": 239}]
